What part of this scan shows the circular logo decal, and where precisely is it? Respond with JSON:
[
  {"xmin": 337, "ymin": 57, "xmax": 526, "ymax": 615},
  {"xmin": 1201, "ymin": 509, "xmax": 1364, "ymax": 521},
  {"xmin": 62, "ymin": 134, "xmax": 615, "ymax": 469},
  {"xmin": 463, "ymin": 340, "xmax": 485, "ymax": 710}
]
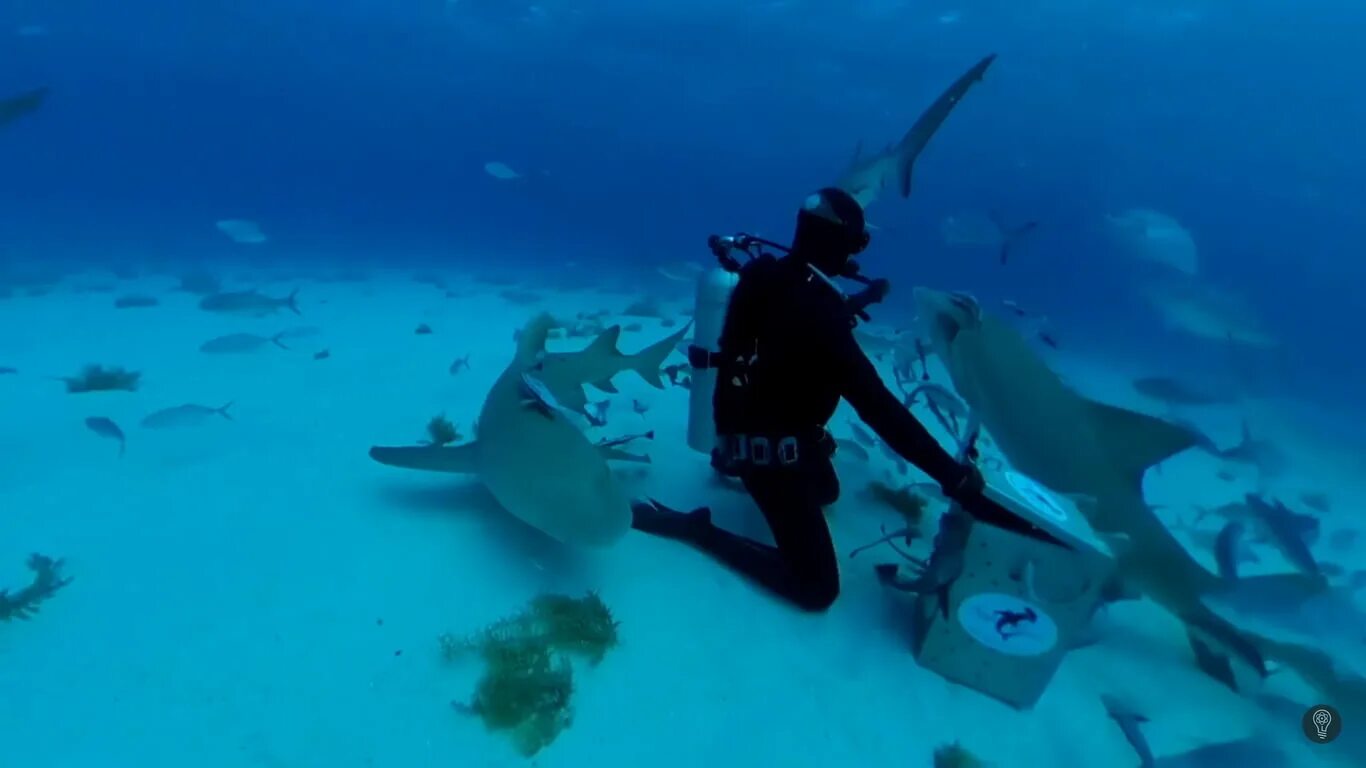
[
  {"xmin": 957, "ymin": 592, "xmax": 1058, "ymax": 657},
  {"xmin": 1003, "ymin": 470, "xmax": 1070, "ymax": 524}
]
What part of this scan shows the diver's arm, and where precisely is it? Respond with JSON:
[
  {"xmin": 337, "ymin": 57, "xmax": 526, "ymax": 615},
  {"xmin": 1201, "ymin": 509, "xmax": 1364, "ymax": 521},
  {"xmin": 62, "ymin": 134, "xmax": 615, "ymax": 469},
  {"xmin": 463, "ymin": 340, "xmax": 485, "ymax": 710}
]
[{"xmin": 838, "ymin": 335, "xmax": 962, "ymax": 487}]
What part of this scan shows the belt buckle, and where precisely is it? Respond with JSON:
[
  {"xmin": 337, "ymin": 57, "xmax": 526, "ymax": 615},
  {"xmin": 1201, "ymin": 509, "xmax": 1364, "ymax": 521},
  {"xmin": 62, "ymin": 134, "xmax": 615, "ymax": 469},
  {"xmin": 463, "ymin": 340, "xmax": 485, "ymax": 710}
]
[
  {"xmin": 777, "ymin": 436, "xmax": 799, "ymax": 465},
  {"xmin": 750, "ymin": 436, "xmax": 772, "ymax": 466},
  {"xmin": 730, "ymin": 434, "xmax": 749, "ymax": 463}
]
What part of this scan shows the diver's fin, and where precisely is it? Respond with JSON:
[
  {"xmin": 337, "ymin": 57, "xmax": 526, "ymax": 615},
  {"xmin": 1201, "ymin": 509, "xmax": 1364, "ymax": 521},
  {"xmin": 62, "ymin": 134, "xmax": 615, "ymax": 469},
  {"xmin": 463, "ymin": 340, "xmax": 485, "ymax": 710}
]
[
  {"xmin": 627, "ymin": 321, "xmax": 692, "ymax": 389},
  {"xmin": 1084, "ymin": 399, "xmax": 1200, "ymax": 491},
  {"xmin": 368, "ymin": 443, "xmax": 480, "ymax": 474}
]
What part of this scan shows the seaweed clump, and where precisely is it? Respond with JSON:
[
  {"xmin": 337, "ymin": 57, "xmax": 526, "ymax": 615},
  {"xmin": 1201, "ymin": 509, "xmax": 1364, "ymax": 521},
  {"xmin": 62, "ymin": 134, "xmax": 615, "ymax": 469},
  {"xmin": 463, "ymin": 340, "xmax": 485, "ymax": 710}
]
[
  {"xmin": 933, "ymin": 742, "xmax": 990, "ymax": 768},
  {"xmin": 59, "ymin": 364, "xmax": 141, "ymax": 393},
  {"xmin": 0, "ymin": 553, "xmax": 72, "ymax": 621},
  {"xmin": 440, "ymin": 591, "xmax": 620, "ymax": 756},
  {"xmin": 869, "ymin": 480, "xmax": 930, "ymax": 527},
  {"xmin": 421, "ymin": 413, "xmax": 461, "ymax": 446}
]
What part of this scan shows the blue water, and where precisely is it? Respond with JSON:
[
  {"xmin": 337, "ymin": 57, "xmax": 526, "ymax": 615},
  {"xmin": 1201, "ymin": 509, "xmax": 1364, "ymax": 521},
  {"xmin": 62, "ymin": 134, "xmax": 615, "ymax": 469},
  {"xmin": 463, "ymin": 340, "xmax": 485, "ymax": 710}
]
[{"xmin": 3, "ymin": 2, "xmax": 1364, "ymax": 766}]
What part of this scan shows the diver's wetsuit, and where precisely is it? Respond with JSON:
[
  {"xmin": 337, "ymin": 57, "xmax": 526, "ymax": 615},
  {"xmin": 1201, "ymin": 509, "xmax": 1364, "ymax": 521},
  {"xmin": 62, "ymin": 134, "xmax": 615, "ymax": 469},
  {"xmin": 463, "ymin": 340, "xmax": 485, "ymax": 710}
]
[{"xmin": 632, "ymin": 253, "xmax": 968, "ymax": 612}]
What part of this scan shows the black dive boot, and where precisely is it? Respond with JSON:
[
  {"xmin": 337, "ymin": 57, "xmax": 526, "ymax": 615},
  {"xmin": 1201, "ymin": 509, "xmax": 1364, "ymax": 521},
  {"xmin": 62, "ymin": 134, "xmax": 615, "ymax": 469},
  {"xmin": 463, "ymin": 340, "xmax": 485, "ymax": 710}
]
[{"xmin": 630, "ymin": 498, "xmax": 713, "ymax": 542}]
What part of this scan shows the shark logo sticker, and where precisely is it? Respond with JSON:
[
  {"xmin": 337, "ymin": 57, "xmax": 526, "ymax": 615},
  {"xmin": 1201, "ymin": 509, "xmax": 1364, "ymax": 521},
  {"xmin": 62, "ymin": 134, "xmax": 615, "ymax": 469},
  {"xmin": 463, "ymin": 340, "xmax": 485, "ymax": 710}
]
[
  {"xmin": 958, "ymin": 593, "xmax": 1058, "ymax": 656},
  {"xmin": 1004, "ymin": 469, "xmax": 1070, "ymax": 524}
]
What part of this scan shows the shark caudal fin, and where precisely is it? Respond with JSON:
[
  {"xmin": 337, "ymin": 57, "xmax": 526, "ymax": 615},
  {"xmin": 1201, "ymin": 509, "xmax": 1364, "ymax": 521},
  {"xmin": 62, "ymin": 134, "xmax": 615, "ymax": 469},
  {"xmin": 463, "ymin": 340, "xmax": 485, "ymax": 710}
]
[
  {"xmin": 627, "ymin": 321, "xmax": 692, "ymax": 389},
  {"xmin": 1084, "ymin": 399, "xmax": 1202, "ymax": 491},
  {"xmin": 369, "ymin": 443, "xmax": 479, "ymax": 474},
  {"xmin": 515, "ymin": 313, "xmax": 558, "ymax": 366},
  {"xmin": 894, "ymin": 53, "xmax": 997, "ymax": 199}
]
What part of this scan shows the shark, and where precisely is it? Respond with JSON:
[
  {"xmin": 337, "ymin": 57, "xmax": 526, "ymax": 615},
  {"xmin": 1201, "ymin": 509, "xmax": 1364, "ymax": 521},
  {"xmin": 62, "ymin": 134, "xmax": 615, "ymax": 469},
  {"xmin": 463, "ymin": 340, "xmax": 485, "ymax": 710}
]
[
  {"xmin": 0, "ymin": 86, "xmax": 48, "ymax": 129},
  {"xmin": 368, "ymin": 314, "xmax": 687, "ymax": 547},
  {"xmin": 912, "ymin": 286, "xmax": 1364, "ymax": 712},
  {"xmin": 836, "ymin": 54, "xmax": 996, "ymax": 209}
]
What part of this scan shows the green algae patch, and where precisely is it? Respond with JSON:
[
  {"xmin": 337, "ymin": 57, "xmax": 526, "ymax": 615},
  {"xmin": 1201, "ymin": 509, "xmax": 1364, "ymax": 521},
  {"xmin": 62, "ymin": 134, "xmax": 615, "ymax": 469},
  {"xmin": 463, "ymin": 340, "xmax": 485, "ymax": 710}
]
[{"xmin": 441, "ymin": 591, "xmax": 619, "ymax": 757}]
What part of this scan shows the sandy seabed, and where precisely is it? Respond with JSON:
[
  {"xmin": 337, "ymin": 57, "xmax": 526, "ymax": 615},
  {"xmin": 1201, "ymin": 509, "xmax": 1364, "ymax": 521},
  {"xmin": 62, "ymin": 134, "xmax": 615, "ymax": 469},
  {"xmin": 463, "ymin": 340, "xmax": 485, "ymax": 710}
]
[{"xmin": 0, "ymin": 266, "xmax": 1360, "ymax": 768}]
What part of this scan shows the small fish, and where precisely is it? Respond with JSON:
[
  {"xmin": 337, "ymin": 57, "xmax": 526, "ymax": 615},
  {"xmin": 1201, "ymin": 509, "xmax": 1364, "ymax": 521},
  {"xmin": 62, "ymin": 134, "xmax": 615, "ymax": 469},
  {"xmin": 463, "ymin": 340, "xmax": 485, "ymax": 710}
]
[
  {"xmin": 662, "ymin": 363, "xmax": 689, "ymax": 387},
  {"xmin": 1328, "ymin": 529, "xmax": 1358, "ymax": 552},
  {"xmin": 631, "ymin": 399, "xmax": 649, "ymax": 416},
  {"xmin": 1299, "ymin": 491, "xmax": 1331, "ymax": 514},
  {"xmin": 84, "ymin": 416, "xmax": 125, "ymax": 457},
  {"xmin": 586, "ymin": 400, "xmax": 610, "ymax": 427},
  {"xmin": 1244, "ymin": 494, "xmax": 1322, "ymax": 578},
  {"xmin": 904, "ymin": 382, "xmax": 969, "ymax": 435},
  {"xmin": 1131, "ymin": 376, "xmax": 1233, "ymax": 407},
  {"xmin": 1215, "ymin": 469, "xmax": 1237, "ymax": 482},
  {"xmin": 913, "ymin": 338, "xmax": 931, "ymax": 381},
  {"xmin": 313, "ymin": 349, "xmax": 330, "ymax": 360},
  {"xmin": 519, "ymin": 372, "xmax": 574, "ymax": 421},
  {"xmin": 198, "ymin": 288, "xmax": 300, "ymax": 317},
  {"xmin": 448, "ymin": 354, "xmax": 470, "ymax": 375},
  {"xmin": 215, "ymin": 219, "xmax": 268, "ymax": 244},
  {"xmin": 0, "ymin": 86, "xmax": 48, "ymax": 129},
  {"xmin": 0, "ymin": 366, "xmax": 17, "ymax": 375},
  {"xmin": 140, "ymin": 402, "xmax": 234, "ymax": 429},
  {"xmin": 1208, "ymin": 420, "xmax": 1289, "ymax": 478},
  {"xmin": 848, "ymin": 421, "xmax": 878, "ymax": 448},
  {"xmin": 1037, "ymin": 330, "xmax": 1059, "ymax": 349},
  {"xmin": 596, "ymin": 430, "xmax": 654, "ymax": 449},
  {"xmin": 414, "ymin": 323, "xmax": 433, "ymax": 335},
  {"xmin": 1001, "ymin": 299, "xmax": 1028, "ymax": 317},
  {"xmin": 199, "ymin": 332, "xmax": 289, "ymax": 354}
]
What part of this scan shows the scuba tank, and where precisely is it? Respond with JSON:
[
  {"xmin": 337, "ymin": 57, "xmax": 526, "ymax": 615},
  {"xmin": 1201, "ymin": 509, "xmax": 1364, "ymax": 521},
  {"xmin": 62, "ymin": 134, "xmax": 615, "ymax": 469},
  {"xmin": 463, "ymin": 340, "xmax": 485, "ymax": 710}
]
[{"xmin": 686, "ymin": 264, "xmax": 739, "ymax": 455}]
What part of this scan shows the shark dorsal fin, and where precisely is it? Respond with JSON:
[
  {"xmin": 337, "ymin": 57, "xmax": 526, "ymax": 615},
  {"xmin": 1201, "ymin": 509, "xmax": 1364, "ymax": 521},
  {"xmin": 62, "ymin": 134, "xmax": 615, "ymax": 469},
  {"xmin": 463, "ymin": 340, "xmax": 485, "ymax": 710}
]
[
  {"xmin": 515, "ymin": 313, "xmax": 557, "ymax": 365},
  {"xmin": 584, "ymin": 325, "xmax": 623, "ymax": 359},
  {"xmin": 1084, "ymin": 399, "xmax": 1200, "ymax": 491}
]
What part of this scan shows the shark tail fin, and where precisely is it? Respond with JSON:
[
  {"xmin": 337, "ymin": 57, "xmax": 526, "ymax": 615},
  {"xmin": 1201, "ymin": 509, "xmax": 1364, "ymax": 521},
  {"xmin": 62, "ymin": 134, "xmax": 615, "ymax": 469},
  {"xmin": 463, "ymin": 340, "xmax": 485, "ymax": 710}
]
[
  {"xmin": 515, "ymin": 313, "xmax": 559, "ymax": 365},
  {"xmin": 270, "ymin": 332, "xmax": 290, "ymax": 350},
  {"xmin": 1084, "ymin": 399, "xmax": 1200, "ymax": 491},
  {"xmin": 628, "ymin": 322, "xmax": 692, "ymax": 389},
  {"xmin": 369, "ymin": 443, "xmax": 479, "ymax": 474},
  {"xmin": 217, "ymin": 401, "xmax": 235, "ymax": 421},
  {"xmin": 285, "ymin": 288, "xmax": 301, "ymax": 316}
]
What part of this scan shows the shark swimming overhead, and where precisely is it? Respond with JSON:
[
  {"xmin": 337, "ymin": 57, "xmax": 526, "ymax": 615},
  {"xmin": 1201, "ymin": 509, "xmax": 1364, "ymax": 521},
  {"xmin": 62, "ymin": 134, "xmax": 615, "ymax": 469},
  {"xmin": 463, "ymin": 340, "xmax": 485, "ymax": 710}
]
[
  {"xmin": 368, "ymin": 314, "xmax": 689, "ymax": 547},
  {"xmin": 836, "ymin": 54, "xmax": 996, "ymax": 209}
]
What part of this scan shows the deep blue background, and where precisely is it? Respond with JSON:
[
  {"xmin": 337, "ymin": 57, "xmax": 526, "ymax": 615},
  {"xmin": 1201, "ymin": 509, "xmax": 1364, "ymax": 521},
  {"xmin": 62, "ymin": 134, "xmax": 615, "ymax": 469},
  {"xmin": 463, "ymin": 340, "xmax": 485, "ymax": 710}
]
[{"xmin": 2, "ymin": 0, "xmax": 1363, "ymax": 416}]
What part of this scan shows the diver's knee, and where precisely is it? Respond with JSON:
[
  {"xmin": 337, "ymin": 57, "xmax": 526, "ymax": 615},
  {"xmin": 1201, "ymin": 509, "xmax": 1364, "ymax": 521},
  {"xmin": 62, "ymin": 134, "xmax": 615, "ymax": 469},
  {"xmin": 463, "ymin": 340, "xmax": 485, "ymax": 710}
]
[{"xmin": 795, "ymin": 577, "xmax": 840, "ymax": 613}]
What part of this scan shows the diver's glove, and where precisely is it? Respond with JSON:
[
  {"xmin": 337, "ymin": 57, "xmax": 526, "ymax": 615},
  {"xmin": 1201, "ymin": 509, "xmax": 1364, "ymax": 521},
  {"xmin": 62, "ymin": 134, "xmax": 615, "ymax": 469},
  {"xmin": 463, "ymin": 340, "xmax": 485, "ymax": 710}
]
[
  {"xmin": 940, "ymin": 461, "xmax": 985, "ymax": 506},
  {"xmin": 847, "ymin": 278, "xmax": 891, "ymax": 317}
]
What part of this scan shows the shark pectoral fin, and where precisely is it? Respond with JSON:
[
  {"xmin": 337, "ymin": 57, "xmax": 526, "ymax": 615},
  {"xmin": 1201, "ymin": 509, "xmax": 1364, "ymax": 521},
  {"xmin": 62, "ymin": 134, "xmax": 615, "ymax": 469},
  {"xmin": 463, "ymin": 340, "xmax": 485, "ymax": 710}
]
[
  {"xmin": 590, "ymin": 378, "xmax": 619, "ymax": 394},
  {"xmin": 598, "ymin": 445, "xmax": 651, "ymax": 464},
  {"xmin": 629, "ymin": 321, "xmax": 693, "ymax": 389},
  {"xmin": 1084, "ymin": 399, "xmax": 1201, "ymax": 486},
  {"xmin": 369, "ymin": 442, "xmax": 480, "ymax": 474}
]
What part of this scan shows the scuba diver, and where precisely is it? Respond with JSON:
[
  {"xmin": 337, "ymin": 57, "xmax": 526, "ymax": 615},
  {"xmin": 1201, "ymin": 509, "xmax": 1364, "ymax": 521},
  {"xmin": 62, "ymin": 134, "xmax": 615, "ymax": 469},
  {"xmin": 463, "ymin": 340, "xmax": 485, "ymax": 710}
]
[{"xmin": 631, "ymin": 187, "xmax": 985, "ymax": 612}]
